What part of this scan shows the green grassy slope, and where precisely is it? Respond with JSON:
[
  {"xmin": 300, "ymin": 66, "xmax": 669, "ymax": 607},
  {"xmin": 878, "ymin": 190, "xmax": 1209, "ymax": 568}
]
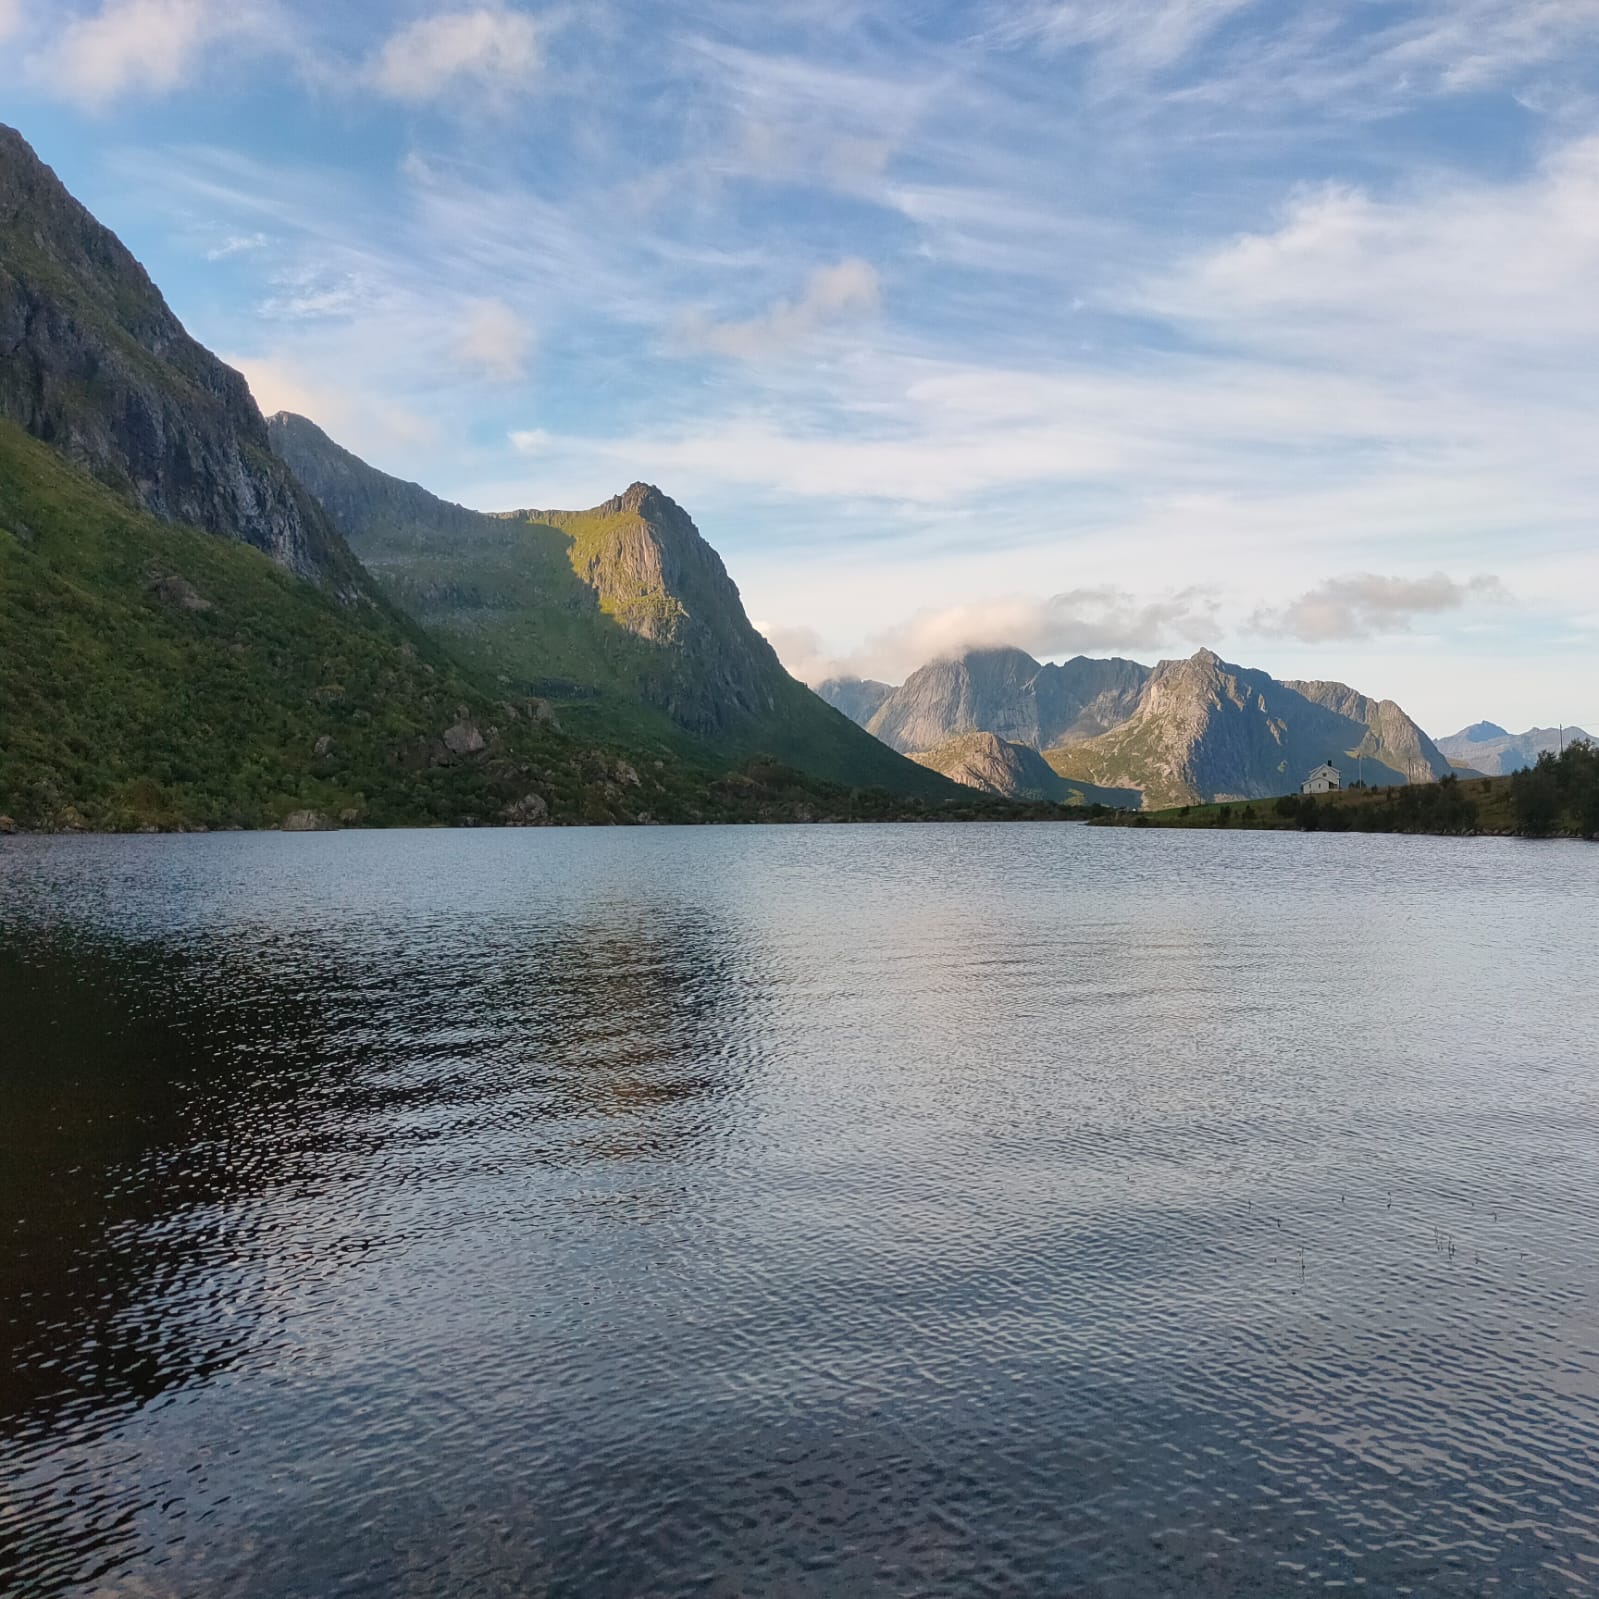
[
  {"xmin": 267, "ymin": 414, "xmax": 952, "ymax": 801},
  {"xmin": 0, "ymin": 422, "xmax": 992, "ymax": 831}
]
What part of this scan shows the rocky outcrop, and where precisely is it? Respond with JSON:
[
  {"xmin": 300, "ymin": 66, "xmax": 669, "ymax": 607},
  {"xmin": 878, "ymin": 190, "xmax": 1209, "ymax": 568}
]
[
  {"xmin": 0, "ymin": 124, "xmax": 358, "ymax": 586},
  {"xmin": 864, "ymin": 647, "xmax": 1149, "ymax": 753},
  {"xmin": 1434, "ymin": 721, "xmax": 1595, "ymax": 775},
  {"xmin": 908, "ymin": 731, "xmax": 1138, "ymax": 807},
  {"xmin": 501, "ymin": 792, "xmax": 550, "ymax": 825},
  {"xmin": 152, "ymin": 575, "xmax": 211, "ymax": 611},
  {"xmin": 443, "ymin": 719, "xmax": 487, "ymax": 756},
  {"xmin": 532, "ymin": 482, "xmax": 790, "ymax": 734},
  {"xmin": 280, "ymin": 809, "xmax": 333, "ymax": 831}
]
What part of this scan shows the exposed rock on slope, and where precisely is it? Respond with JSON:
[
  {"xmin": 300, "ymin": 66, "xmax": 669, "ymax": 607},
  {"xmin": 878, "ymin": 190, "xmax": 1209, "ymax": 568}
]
[
  {"xmin": 816, "ymin": 676, "xmax": 894, "ymax": 727},
  {"xmin": 863, "ymin": 647, "xmax": 1150, "ymax": 753},
  {"xmin": 1434, "ymin": 721, "xmax": 1595, "ymax": 775},
  {"xmin": 909, "ymin": 731, "xmax": 1139, "ymax": 807},
  {"xmin": 1044, "ymin": 649, "xmax": 1452, "ymax": 809},
  {"xmin": 0, "ymin": 124, "xmax": 356, "ymax": 587},
  {"xmin": 269, "ymin": 413, "xmax": 951, "ymax": 798}
]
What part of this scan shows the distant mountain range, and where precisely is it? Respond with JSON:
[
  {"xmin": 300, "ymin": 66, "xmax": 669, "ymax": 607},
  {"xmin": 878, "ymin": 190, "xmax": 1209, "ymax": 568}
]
[
  {"xmin": 822, "ymin": 645, "xmax": 1453, "ymax": 809},
  {"xmin": 1434, "ymin": 721, "xmax": 1595, "ymax": 776},
  {"xmin": 0, "ymin": 122, "xmax": 962, "ymax": 831}
]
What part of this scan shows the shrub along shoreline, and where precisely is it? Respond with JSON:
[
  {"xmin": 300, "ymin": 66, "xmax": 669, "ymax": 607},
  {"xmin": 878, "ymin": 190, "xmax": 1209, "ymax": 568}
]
[{"xmin": 1091, "ymin": 743, "xmax": 1599, "ymax": 840}]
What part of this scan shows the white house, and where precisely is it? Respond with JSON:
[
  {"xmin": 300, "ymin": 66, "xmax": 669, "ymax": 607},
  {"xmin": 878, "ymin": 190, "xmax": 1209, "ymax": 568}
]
[{"xmin": 1302, "ymin": 762, "xmax": 1341, "ymax": 795}]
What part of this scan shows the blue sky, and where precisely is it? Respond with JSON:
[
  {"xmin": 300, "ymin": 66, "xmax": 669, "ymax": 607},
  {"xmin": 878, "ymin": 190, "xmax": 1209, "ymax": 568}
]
[{"xmin": 4, "ymin": 0, "xmax": 1599, "ymax": 734}]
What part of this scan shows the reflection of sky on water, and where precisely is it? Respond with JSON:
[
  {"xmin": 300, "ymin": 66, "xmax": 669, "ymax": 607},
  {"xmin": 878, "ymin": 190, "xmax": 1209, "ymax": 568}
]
[{"xmin": 3, "ymin": 826, "xmax": 1599, "ymax": 1597}]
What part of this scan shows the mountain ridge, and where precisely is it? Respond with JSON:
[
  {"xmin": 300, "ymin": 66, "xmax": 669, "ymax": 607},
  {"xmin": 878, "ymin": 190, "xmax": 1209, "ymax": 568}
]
[
  {"xmin": 828, "ymin": 643, "xmax": 1451, "ymax": 809},
  {"xmin": 820, "ymin": 647, "xmax": 1151, "ymax": 753},
  {"xmin": 267, "ymin": 411, "xmax": 953, "ymax": 799},
  {"xmin": 1434, "ymin": 722, "xmax": 1595, "ymax": 775},
  {"xmin": 0, "ymin": 125, "xmax": 982, "ymax": 827},
  {"xmin": 0, "ymin": 124, "xmax": 359, "ymax": 590}
]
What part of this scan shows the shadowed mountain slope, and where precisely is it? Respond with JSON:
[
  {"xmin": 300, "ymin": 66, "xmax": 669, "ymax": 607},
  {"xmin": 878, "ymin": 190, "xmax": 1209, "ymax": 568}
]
[
  {"xmin": 0, "ymin": 124, "xmax": 357, "ymax": 589},
  {"xmin": 268, "ymin": 412, "xmax": 950, "ymax": 798}
]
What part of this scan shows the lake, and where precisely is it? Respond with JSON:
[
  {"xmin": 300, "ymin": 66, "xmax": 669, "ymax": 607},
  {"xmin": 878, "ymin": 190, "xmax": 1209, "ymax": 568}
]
[{"xmin": 3, "ymin": 824, "xmax": 1598, "ymax": 1597}]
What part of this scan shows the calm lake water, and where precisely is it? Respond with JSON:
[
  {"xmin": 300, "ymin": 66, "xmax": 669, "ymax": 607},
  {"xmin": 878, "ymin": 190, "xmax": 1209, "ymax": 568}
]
[{"xmin": 2, "ymin": 824, "xmax": 1598, "ymax": 1597}]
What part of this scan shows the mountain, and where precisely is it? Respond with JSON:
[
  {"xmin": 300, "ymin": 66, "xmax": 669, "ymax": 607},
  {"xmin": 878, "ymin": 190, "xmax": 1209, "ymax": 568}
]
[
  {"xmin": 907, "ymin": 732, "xmax": 1140, "ymax": 807},
  {"xmin": 0, "ymin": 125, "xmax": 357, "ymax": 589},
  {"xmin": 1044, "ymin": 649, "xmax": 1453, "ymax": 809},
  {"xmin": 816, "ymin": 676, "xmax": 894, "ymax": 726},
  {"xmin": 1434, "ymin": 722, "xmax": 1595, "ymax": 775},
  {"xmin": 268, "ymin": 413, "xmax": 947, "ymax": 798},
  {"xmin": 0, "ymin": 125, "xmax": 980, "ymax": 829},
  {"xmin": 858, "ymin": 647, "xmax": 1150, "ymax": 754}
]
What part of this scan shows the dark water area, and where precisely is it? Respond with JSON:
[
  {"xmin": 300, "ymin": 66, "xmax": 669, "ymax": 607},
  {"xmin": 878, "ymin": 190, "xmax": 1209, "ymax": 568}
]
[{"xmin": 2, "ymin": 824, "xmax": 1598, "ymax": 1597}]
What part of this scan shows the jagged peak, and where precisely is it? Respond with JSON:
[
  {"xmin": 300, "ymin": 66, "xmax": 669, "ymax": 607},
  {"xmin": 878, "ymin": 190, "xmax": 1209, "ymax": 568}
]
[{"xmin": 598, "ymin": 481, "xmax": 674, "ymax": 518}]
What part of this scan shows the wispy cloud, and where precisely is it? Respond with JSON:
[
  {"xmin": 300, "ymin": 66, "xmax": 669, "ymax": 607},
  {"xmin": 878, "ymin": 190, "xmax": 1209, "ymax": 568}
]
[
  {"xmin": 205, "ymin": 231, "xmax": 271, "ymax": 260},
  {"xmin": 28, "ymin": 0, "xmax": 280, "ymax": 109},
  {"xmin": 991, "ymin": 0, "xmax": 1258, "ymax": 73},
  {"xmin": 369, "ymin": 5, "xmax": 538, "ymax": 105},
  {"xmin": 457, "ymin": 297, "xmax": 534, "ymax": 381},
  {"xmin": 1253, "ymin": 573, "xmax": 1509, "ymax": 642},
  {"xmin": 690, "ymin": 259, "xmax": 881, "ymax": 360},
  {"xmin": 36, "ymin": 0, "xmax": 1599, "ymax": 731}
]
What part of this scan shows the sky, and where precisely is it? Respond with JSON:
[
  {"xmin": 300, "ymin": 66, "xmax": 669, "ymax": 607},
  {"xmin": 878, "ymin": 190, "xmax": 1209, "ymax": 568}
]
[{"xmin": 3, "ymin": 0, "xmax": 1599, "ymax": 735}]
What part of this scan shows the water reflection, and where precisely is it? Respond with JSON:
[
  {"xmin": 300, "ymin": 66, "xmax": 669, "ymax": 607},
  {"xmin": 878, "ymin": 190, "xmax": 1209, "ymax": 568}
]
[
  {"xmin": 2, "ymin": 826, "xmax": 1599, "ymax": 1597},
  {"xmin": 1, "ymin": 895, "xmax": 765, "ymax": 1596}
]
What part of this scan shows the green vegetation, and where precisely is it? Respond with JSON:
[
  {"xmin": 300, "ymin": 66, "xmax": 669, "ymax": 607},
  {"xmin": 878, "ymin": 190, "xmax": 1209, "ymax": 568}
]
[
  {"xmin": 0, "ymin": 422, "xmax": 1035, "ymax": 833},
  {"xmin": 1507, "ymin": 743, "xmax": 1599, "ymax": 838},
  {"xmin": 268, "ymin": 416, "xmax": 953, "ymax": 800},
  {"xmin": 1092, "ymin": 750, "xmax": 1599, "ymax": 841}
]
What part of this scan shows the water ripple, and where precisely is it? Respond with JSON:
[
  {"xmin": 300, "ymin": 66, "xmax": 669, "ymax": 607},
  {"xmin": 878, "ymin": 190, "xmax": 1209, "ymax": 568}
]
[{"xmin": 2, "ymin": 825, "xmax": 1598, "ymax": 1596}]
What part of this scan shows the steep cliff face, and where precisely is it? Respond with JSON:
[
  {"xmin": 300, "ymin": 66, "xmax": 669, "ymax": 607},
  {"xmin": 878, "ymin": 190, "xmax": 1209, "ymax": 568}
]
[
  {"xmin": 1045, "ymin": 649, "xmax": 1448, "ymax": 808},
  {"xmin": 527, "ymin": 483, "xmax": 789, "ymax": 734},
  {"xmin": 863, "ymin": 647, "xmax": 1150, "ymax": 753},
  {"xmin": 270, "ymin": 413, "xmax": 953, "ymax": 797},
  {"xmin": 0, "ymin": 125, "xmax": 356, "ymax": 587},
  {"xmin": 867, "ymin": 647, "xmax": 1044, "ymax": 751},
  {"xmin": 1285, "ymin": 679, "xmax": 1453, "ymax": 784}
]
